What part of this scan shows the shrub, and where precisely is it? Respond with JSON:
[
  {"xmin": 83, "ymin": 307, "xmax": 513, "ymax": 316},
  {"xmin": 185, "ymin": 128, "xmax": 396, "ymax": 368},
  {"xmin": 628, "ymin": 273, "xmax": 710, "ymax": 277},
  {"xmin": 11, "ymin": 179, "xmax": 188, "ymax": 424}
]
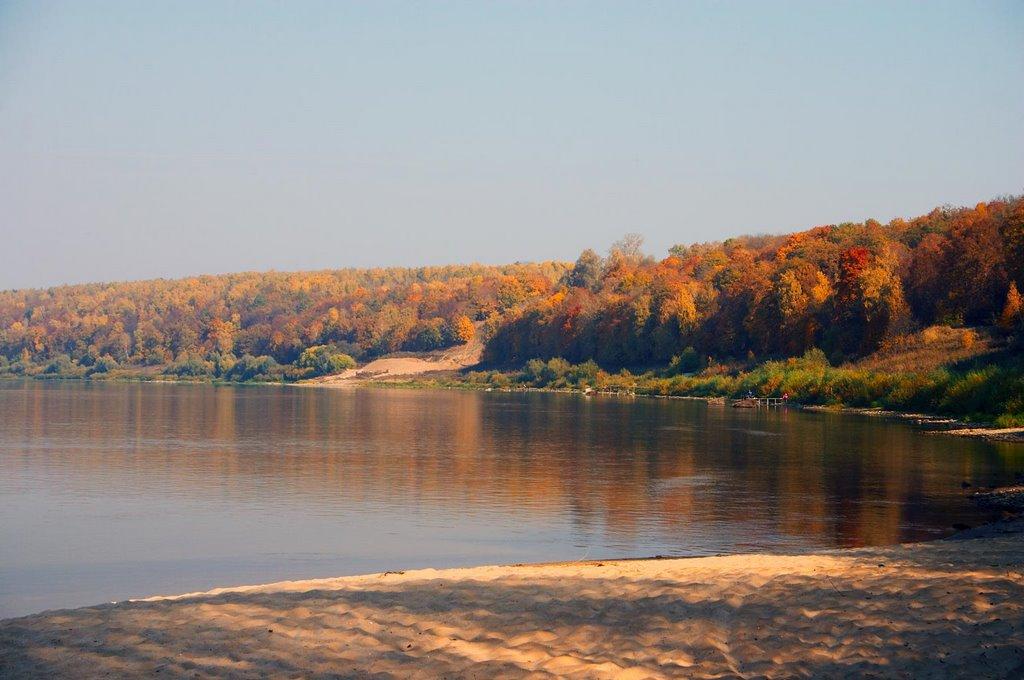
[
  {"xmin": 407, "ymin": 320, "xmax": 446, "ymax": 351},
  {"xmin": 164, "ymin": 356, "xmax": 215, "ymax": 377},
  {"xmin": 296, "ymin": 345, "xmax": 356, "ymax": 377},
  {"xmin": 567, "ymin": 360, "xmax": 601, "ymax": 387},
  {"xmin": 86, "ymin": 354, "xmax": 119, "ymax": 375},
  {"xmin": 540, "ymin": 358, "xmax": 571, "ymax": 384},
  {"xmin": 667, "ymin": 347, "xmax": 701, "ymax": 375},
  {"xmin": 519, "ymin": 358, "xmax": 547, "ymax": 385},
  {"xmin": 8, "ymin": 360, "xmax": 31, "ymax": 375},
  {"xmin": 44, "ymin": 354, "xmax": 77, "ymax": 375},
  {"xmin": 211, "ymin": 352, "xmax": 236, "ymax": 378},
  {"xmin": 226, "ymin": 354, "xmax": 280, "ymax": 381},
  {"xmin": 799, "ymin": 348, "xmax": 830, "ymax": 368}
]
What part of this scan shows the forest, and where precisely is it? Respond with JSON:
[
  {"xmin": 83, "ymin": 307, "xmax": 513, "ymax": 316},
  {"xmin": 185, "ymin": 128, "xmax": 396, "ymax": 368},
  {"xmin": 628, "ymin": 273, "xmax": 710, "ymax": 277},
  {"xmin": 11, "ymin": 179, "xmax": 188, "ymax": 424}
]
[
  {"xmin": 1, "ymin": 196, "xmax": 1022, "ymax": 422},
  {"xmin": 0, "ymin": 263, "xmax": 567, "ymax": 379},
  {"xmin": 486, "ymin": 196, "xmax": 1023, "ymax": 366}
]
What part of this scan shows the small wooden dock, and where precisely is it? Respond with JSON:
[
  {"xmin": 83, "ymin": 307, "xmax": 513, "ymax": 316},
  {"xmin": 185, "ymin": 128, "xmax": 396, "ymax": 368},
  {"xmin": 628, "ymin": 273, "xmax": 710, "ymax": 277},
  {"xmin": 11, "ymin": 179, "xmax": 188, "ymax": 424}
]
[{"xmin": 731, "ymin": 397, "xmax": 787, "ymax": 408}]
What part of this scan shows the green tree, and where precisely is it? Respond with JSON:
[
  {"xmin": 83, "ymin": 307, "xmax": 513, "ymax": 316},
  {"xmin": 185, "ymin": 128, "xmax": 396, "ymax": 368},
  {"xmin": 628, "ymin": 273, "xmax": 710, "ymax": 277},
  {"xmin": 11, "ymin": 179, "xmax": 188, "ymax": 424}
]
[
  {"xmin": 44, "ymin": 354, "xmax": 76, "ymax": 375},
  {"xmin": 296, "ymin": 345, "xmax": 356, "ymax": 376},
  {"xmin": 565, "ymin": 249, "xmax": 603, "ymax": 290},
  {"xmin": 87, "ymin": 354, "xmax": 119, "ymax": 375},
  {"xmin": 226, "ymin": 354, "xmax": 280, "ymax": 381}
]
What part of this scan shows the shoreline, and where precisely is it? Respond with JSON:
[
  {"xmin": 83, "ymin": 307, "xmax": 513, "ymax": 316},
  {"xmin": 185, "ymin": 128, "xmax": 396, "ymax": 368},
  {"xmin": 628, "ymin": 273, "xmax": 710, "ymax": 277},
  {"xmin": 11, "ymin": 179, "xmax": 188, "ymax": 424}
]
[
  {"xmin": 317, "ymin": 378, "xmax": 1024, "ymax": 442},
  {"xmin": 4, "ymin": 522, "xmax": 1023, "ymax": 678},
  {"xmin": 5, "ymin": 372, "xmax": 1023, "ymax": 442}
]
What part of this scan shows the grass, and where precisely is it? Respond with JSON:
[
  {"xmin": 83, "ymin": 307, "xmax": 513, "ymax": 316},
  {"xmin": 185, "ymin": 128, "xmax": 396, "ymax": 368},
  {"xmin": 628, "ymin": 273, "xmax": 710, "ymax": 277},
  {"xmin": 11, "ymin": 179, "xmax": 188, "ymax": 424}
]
[
  {"xmin": 5, "ymin": 325, "xmax": 1021, "ymax": 426},
  {"xmin": 450, "ymin": 327, "xmax": 1024, "ymax": 427}
]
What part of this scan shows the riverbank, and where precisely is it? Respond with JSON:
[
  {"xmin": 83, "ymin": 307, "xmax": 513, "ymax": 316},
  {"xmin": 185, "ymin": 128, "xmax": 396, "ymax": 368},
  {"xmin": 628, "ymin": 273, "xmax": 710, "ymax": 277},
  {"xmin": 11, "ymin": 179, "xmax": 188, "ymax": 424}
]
[
  {"xmin": 799, "ymin": 405, "xmax": 1024, "ymax": 443},
  {"xmin": 3, "ymin": 523, "xmax": 1023, "ymax": 678},
  {"xmin": 330, "ymin": 343, "xmax": 1024, "ymax": 431},
  {"xmin": 6, "ymin": 369, "xmax": 1024, "ymax": 442},
  {"xmin": 343, "ymin": 377, "xmax": 1024, "ymax": 443}
]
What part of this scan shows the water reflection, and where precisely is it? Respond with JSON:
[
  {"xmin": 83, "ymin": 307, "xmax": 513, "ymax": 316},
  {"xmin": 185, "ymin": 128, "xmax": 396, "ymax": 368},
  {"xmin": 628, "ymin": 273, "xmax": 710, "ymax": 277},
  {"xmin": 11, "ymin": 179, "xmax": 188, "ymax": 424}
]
[{"xmin": 1, "ymin": 381, "xmax": 1021, "ymax": 617}]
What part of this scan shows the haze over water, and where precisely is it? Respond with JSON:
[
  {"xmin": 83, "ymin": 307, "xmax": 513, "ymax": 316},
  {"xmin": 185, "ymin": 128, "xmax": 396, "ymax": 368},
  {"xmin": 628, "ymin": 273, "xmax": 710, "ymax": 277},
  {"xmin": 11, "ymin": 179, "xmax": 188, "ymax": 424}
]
[{"xmin": 1, "ymin": 381, "xmax": 1020, "ymax": 618}]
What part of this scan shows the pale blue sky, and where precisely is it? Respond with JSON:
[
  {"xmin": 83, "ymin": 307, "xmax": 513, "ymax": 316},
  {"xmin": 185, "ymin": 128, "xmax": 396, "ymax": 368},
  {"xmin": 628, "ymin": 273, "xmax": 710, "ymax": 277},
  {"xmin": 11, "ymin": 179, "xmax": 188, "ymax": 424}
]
[{"xmin": 1, "ymin": 1, "xmax": 1022, "ymax": 289}]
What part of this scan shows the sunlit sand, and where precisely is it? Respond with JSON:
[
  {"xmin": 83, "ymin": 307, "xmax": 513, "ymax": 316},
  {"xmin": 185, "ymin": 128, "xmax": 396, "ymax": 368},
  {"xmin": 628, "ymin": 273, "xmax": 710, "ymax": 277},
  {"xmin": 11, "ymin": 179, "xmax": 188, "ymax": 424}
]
[{"xmin": 3, "ymin": 527, "xmax": 1023, "ymax": 678}]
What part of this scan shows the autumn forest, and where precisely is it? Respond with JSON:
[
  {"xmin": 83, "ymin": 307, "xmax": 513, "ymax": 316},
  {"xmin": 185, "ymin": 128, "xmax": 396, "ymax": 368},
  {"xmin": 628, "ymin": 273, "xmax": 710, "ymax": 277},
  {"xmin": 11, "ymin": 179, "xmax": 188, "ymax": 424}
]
[{"xmin": 2, "ymin": 196, "xmax": 1022, "ymax": 423}]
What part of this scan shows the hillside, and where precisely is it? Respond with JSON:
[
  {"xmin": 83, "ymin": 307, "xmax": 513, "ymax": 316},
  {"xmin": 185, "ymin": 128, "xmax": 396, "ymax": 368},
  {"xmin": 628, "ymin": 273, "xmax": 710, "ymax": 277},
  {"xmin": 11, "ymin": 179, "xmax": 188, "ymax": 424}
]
[
  {"xmin": 1, "ymin": 196, "xmax": 1022, "ymax": 424},
  {"xmin": 303, "ymin": 325, "xmax": 486, "ymax": 385},
  {"xmin": 485, "ymin": 196, "xmax": 1023, "ymax": 367},
  {"xmin": 0, "ymin": 263, "xmax": 567, "ymax": 380}
]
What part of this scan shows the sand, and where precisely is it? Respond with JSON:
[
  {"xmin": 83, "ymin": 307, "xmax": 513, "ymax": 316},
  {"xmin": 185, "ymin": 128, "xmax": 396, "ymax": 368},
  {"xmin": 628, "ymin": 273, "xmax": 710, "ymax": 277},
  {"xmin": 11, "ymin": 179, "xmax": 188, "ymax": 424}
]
[
  {"xmin": 941, "ymin": 427, "xmax": 1024, "ymax": 443},
  {"xmin": 302, "ymin": 334, "xmax": 485, "ymax": 386},
  {"xmin": 3, "ymin": 527, "xmax": 1024, "ymax": 679}
]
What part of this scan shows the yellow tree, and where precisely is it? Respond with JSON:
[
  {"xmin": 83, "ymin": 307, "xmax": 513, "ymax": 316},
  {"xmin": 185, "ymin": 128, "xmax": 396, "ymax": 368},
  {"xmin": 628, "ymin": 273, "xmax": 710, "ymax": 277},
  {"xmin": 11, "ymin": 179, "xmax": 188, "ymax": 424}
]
[
  {"xmin": 452, "ymin": 315, "xmax": 475, "ymax": 344},
  {"xmin": 207, "ymin": 317, "xmax": 237, "ymax": 354},
  {"xmin": 1000, "ymin": 281, "xmax": 1022, "ymax": 329}
]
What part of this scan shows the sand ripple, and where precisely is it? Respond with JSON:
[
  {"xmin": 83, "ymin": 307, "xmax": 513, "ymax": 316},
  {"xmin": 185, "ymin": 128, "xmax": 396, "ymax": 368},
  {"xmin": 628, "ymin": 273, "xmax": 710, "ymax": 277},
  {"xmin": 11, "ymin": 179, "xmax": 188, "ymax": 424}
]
[{"xmin": 3, "ymin": 533, "xmax": 1024, "ymax": 678}]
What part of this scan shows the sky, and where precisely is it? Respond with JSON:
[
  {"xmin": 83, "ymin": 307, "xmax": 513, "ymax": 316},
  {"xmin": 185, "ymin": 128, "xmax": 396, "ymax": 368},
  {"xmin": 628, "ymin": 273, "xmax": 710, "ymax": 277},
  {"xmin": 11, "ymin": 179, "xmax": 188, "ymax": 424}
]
[{"xmin": 0, "ymin": 1, "xmax": 1022, "ymax": 290}]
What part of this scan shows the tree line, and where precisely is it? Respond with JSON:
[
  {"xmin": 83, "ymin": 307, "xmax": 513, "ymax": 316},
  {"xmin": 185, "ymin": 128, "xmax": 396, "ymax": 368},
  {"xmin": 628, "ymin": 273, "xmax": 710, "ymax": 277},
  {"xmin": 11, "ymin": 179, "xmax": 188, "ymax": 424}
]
[
  {"xmin": 485, "ymin": 196, "xmax": 1023, "ymax": 367},
  {"xmin": 1, "ymin": 196, "xmax": 1021, "ymax": 380},
  {"xmin": 0, "ymin": 263, "xmax": 566, "ymax": 377}
]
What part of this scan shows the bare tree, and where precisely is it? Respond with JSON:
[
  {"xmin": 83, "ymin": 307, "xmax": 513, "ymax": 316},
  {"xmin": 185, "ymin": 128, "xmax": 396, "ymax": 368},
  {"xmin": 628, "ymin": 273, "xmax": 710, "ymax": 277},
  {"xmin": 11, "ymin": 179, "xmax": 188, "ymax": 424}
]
[{"xmin": 609, "ymin": 233, "xmax": 645, "ymax": 260}]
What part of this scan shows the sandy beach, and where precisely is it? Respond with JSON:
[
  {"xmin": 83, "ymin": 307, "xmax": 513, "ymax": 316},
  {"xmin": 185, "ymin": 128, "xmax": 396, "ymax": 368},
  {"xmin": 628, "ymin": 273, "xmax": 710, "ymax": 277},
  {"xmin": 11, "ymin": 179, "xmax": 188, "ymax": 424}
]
[{"xmin": 3, "ymin": 524, "xmax": 1023, "ymax": 679}]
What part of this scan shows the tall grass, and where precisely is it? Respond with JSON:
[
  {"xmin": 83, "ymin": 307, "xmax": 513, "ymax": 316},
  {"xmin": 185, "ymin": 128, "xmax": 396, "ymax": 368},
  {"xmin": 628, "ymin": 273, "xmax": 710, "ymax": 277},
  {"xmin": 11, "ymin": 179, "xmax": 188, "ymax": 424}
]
[{"xmin": 463, "ymin": 348, "xmax": 1024, "ymax": 426}]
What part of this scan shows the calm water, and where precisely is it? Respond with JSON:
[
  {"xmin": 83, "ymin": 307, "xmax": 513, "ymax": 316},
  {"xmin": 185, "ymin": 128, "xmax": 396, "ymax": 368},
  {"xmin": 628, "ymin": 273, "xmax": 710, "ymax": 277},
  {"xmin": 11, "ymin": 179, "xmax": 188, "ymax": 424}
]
[{"xmin": 2, "ymin": 381, "xmax": 1021, "ymax": 618}]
